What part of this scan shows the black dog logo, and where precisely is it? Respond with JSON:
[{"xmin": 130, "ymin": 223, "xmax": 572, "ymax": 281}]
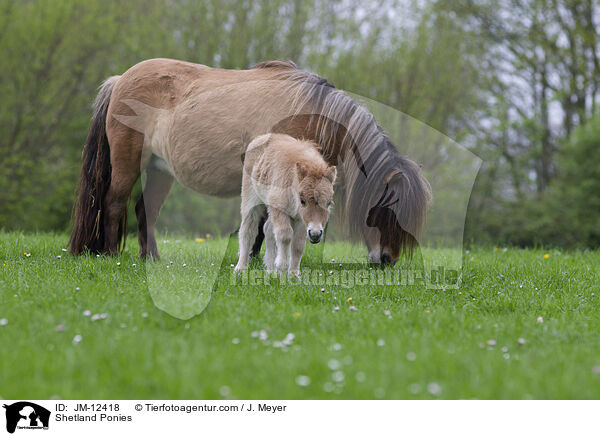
[{"xmin": 3, "ymin": 402, "xmax": 50, "ymax": 434}]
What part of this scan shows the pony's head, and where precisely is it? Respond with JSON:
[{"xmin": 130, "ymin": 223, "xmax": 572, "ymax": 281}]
[
  {"xmin": 296, "ymin": 162, "xmax": 337, "ymax": 243},
  {"xmin": 351, "ymin": 139, "xmax": 432, "ymax": 266}
]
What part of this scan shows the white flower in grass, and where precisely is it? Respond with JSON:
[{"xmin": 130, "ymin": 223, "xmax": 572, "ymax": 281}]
[
  {"xmin": 295, "ymin": 375, "xmax": 311, "ymax": 387},
  {"xmin": 355, "ymin": 372, "xmax": 366, "ymax": 382},
  {"xmin": 409, "ymin": 383, "xmax": 421, "ymax": 394},
  {"xmin": 72, "ymin": 334, "xmax": 82, "ymax": 344},
  {"xmin": 332, "ymin": 371, "xmax": 344, "ymax": 383},
  {"xmin": 282, "ymin": 333, "xmax": 295, "ymax": 346},
  {"xmin": 82, "ymin": 310, "xmax": 91, "ymax": 317},
  {"xmin": 0, "ymin": 318, "xmax": 7, "ymax": 326},
  {"xmin": 332, "ymin": 343, "xmax": 342, "ymax": 351},
  {"xmin": 219, "ymin": 386, "xmax": 231, "ymax": 397},
  {"xmin": 537, "ymin": 316, "xmax": 543, "ymax": 323},
  {"xmin": 328, "ymin": 359, "xmax": 340, "ymax": 370},
  {"xmin": 142, "ymin": 312, "xmax": 148, "ymax": 318},
  {"xmin": 427, "ymin": 382, "xmax": 442, "ymax": 396},
  {"xmin": 232, "ymin": 338, "xmax": 240, "ymax": 344},
  {"xmin": 377, "ymin": 339, "xmax": 385, "ymax": 347},
  {"xmin": 406, "ymin": 352, "xmax": 416, "ymax": 361},
  {"xmin": 518, "ymin": 338, "xmax": 527, "ymax": 344},
  {"xmin": 374, "ymin": 387, "xmax": 385, "ymax": 398},
  {"xmin": 487, "ymin": 339, "xmax": 496, "ymax": 346}
]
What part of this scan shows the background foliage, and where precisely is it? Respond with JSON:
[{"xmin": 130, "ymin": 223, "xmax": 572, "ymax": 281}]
[{"xmin": 1, "ymin": 0, "xmax": 599, "ymax": 247}]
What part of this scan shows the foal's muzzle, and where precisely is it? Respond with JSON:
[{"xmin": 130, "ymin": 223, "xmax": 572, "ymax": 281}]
[{"xmin": 308, "ymin": 229, "xmax": 323, "ymax": 244}]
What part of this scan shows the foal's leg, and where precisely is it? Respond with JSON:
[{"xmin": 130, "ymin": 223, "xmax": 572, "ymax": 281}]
[
  {"xmin": 289, "ymin": 219, "xmax": 307, "ymax": 277},
  {"xmin": 262, "ymin": 217, "xmax": 276, "ymax": 272},
  {"xmin": 135, "ymin": 167, "xmax": 174, "ymax": 259},
  {"xmin": 269, "ymin": 208, "xmax": 293, "ymax": 274},
  {"xmin": 235, "ymin": 205, "xmax": 264, "ymax": 273}
]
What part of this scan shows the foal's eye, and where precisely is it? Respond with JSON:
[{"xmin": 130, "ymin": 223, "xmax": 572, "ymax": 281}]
[
  {"xmin": 327, "ymin": 200, "xmax": 333, "ymax": 207},
  {"xmin": 300, "ymin": 197, "xmax": 306, "ymax": 206}
]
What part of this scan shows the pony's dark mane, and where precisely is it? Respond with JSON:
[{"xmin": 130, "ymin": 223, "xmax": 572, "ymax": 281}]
[{"xmin": 253, "ymin": 61, "xmax": 432, "ymax": 248}]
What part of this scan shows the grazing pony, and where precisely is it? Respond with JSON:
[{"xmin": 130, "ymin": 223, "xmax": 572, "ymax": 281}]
[
  {"xmin": 235, "ymin": 134, "xmax": 336, "ymax": 275},
  {"xmin": 69, "ymin": 58, "xmax": 431, "ymax": 264}
]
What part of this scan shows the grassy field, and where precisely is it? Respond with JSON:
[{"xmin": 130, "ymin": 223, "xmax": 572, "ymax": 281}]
[{"xmin": 1, "ymin": 231, "xmax": 599, "ymax": 399}]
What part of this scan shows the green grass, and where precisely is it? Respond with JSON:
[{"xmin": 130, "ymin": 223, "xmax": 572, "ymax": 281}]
[{"xmin": 1, "ymin": 231, "xmax": 600, "ymax": 399}]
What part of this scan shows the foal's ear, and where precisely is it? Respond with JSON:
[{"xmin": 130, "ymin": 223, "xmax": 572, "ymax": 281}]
[
  {"xmin": 296, "ymin": 163, "xmax": 308, "ymax": 180},
  {"xmin": 383, "ymin": 169, "xmax": 403, "ymax": 184},
  {"xmin": 325, "ymin": 165, "xmax": 337, "ymax": 184}
]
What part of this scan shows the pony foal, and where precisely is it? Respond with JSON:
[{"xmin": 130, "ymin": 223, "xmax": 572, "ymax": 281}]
[{"xmin": 235, "ymin": 134, "xmax": 336, "ymax": 276}]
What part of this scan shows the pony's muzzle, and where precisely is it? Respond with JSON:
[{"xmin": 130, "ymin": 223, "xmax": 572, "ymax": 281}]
[
  {"xmin": 308, "ymin": 229, "xmax": 323, "ymax": 244},
  {"xmin": 380, "ymin": 252, "xmax": 395, "ymax": 266}
]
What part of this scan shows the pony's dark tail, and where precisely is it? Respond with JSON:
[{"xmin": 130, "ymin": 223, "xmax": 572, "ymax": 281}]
[{"xmin": 68, "ymin": 76, "xmax": 120, "ymax": 254}]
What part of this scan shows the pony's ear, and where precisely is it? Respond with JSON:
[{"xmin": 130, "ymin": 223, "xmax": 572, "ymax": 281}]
[
  {"xmin": 383, "ymin": 169, "xmax": 403, "ymax": 184},
  {"xmin": 296, "ymin": 162, "xmax": 308, "ymax": 180},
  {"xmin": 325, "ymin": 165, "xmax": 337, "ymax": 184}
]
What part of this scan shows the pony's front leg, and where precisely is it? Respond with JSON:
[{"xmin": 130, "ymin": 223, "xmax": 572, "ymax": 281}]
[
  {"xmin": 262, "ymin": 217, "xmax": 276, "ymax": 273},
  {"xmin": 235, "ymin": 205, "xmax": 264, "ymax": 273},
  {"xmin": 269, "ymin": 208, "xmax": 293, "ymax": 275},
  {"xmin": 289, "ymin": 219, "xmax": 307, "ymax": 277}
]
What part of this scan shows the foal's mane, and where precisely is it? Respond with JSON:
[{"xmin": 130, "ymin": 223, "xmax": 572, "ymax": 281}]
[{"xmin": 254, "ymin": 61, "xmax": 431, "ymax": 245}]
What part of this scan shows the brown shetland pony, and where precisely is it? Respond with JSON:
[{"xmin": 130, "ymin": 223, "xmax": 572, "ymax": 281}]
[{"xmin": 69, "ymin": 58, "xmax": 431, "ymax": 265}]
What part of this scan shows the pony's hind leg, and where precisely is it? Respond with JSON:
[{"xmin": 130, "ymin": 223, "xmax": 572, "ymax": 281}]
[
  {"xmin": 250, "ymin": 213, "xmax": 267, "ymax": 257},
  {"xmin": 235, "ymin": 205, "xmax": 265, "ymax": 273},
  {"xmin": 103, "ymin": 162, "xmax": 140, "ymax": 255},
  {"xmin": 135, "ymin": 166, "xmax": 174, "ymax": 259}
]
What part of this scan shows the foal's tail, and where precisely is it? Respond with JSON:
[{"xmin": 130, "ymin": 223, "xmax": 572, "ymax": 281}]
[{"xmin": 68, "ymin": 76, "xmax": 120, "ymax": 254}]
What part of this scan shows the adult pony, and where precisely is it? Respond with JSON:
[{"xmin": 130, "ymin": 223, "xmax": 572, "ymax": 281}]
[{"xmin": 68, "ymin": 58, "xmax": 431, "ymax": 264}]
